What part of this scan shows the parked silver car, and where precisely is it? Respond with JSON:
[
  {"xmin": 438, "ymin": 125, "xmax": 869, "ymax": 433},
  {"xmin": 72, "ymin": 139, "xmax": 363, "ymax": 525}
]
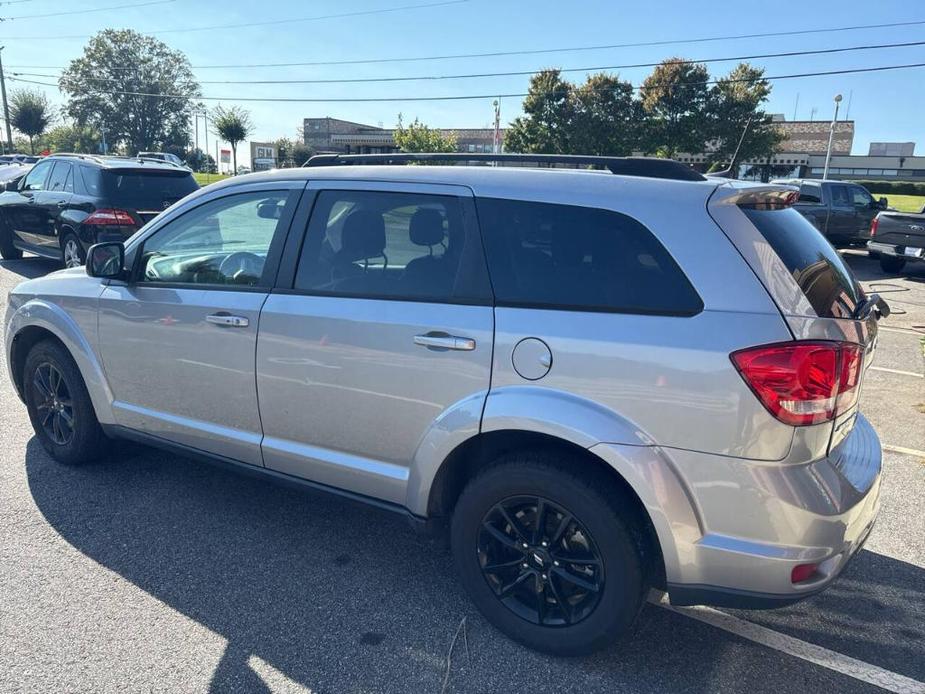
[{"xmin": 4, "ymin": 154, "xmax": 884, "ymax": 655}]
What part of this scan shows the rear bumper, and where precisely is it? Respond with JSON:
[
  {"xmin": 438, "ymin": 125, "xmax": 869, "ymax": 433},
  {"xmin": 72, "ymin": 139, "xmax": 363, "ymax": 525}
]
[
  {"xmin": 656, "ymin": 415, "xmax": 882, "ymax": 608},
  {"xmin": 868, "ymin": 240, "xmax": 924, "ymax": 261}
]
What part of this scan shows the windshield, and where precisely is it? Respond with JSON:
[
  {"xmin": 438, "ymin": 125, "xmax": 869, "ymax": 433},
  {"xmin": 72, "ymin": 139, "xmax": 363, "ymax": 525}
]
[{"xmin": 742, "ymin": 207, "xmax": 861, "ymax": 319}]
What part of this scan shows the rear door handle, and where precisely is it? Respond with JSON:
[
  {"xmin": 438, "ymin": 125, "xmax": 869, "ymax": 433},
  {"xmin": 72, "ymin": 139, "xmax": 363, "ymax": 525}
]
[
  {"xmin": 414, "ymin": 332, "xmax": 476, "ymax": 351},
  {"xmin": 56, "ymin": 201, "xmax": 67, "ymax": 208},
  {"xmin": 206, "ymin": 313, "xmax": 249, "ymax": 328}
]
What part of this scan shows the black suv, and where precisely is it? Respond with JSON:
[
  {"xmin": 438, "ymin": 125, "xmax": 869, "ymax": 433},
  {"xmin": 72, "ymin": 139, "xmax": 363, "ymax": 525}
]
[{"xmin": 0, "ymin": 154, "xmax": 198, "ymax": 267}]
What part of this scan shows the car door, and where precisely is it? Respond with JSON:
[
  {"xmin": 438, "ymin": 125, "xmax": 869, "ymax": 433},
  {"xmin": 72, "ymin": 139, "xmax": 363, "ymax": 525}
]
[
  {"xmin": 849, "ymin": 185, "xmax": 877, "ymax": 240},
  {"xmin": 5, "ymin": 159, "xmax": 54, "ymax": 249},
  {"xmin": 97, "ymin": 181, "xmax": 304, "ymax": 465},
  {"xmin": 826, "ymin": 184, "xmax": 855, "ymax": 242},
  {"xmin": 256, "ymin": 180, "xmax": 494, "ymax": 505},
  {"xmin": 34, "ymin": 161, "xmax": 73, "ymax": 251}
]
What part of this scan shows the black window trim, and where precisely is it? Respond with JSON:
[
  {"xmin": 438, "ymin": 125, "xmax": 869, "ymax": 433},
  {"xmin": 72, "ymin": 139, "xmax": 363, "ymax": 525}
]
[
  {"xmin": 279, "ymin": 187, "xmax": 494, "ymax": 307},
  {"xmin": 129, "ymin": 187, "xmax": 304, "ymax": 292}
]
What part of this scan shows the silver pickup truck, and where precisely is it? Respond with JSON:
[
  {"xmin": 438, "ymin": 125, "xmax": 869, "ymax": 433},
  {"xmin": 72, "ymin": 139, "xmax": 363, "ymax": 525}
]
[{"xmin": 868, "ymin": 204, "xmax": 925, "ymax": 274}]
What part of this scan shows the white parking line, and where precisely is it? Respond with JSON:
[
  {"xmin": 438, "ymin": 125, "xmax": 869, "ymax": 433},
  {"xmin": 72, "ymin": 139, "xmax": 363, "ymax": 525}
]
[
  {"xmin": 870, "ymin": 366, "xmax": 923, "ymax": 378},
  {"xmin": 884, "ymin": 444, "xmax": 925, "ymax": 459},
  {"xmin": 653, "ymin": 598, "xmax": 925, "ymax": 694},
  {"xmin": 879, "ymin": 326, "xmax": 925, "ymax": 337}
]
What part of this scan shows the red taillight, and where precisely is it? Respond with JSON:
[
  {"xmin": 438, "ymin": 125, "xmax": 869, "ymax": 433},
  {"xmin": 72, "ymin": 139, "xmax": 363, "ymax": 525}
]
[
  {"xmin": 731, "ymin": 341, "xmax": 864, "ymax": 427},
  {"xmin": 791, "ymin": 563, "xmax": 819, "ymax": 583},
  {"xmin": 870, "ymin": 216, "xmax": 879, "ymax": 237},
  {"xmin": 84, "ymin": 208, "xmax": 136, "ymax": 226}
]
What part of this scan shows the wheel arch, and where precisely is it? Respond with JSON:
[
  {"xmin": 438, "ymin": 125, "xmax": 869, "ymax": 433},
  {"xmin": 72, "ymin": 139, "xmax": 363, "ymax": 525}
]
[
  {"xmin": 423, "ymin": 429, "xmax": 668, "ymax": 589},
  {"xmin": 6, "ymin": 300, "xmax": 115, "ymax": 424}
]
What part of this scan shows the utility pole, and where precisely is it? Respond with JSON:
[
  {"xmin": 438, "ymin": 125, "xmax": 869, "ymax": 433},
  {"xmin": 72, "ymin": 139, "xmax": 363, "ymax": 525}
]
[
  {"xmin": 822, "ymin": 94, "xmax": 843, "ymax": 181},
  {"xmin": 0, "ymin": 47, "xmax": 13, "ymax": 154},
  {"xmin": 492, "ymin": 99, "xmax": 501, "ymax": 154}
]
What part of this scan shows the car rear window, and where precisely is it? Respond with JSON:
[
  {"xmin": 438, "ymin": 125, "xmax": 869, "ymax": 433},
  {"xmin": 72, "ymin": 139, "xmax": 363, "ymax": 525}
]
[
  {"xmin": 88, "ymin": 169, "xmax": 197, "ymax": 210},
  {"xmin": 476, "ymin": 198, "xmax": 702, "ymax": 315},
  {"xmin": 742, "ymin": 207, "xmax": 861, "ymax": 319}
]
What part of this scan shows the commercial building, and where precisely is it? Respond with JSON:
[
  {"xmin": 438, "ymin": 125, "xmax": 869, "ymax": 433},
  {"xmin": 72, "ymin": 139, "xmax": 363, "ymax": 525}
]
[{"xmin": 303, "ymin": 117, "xmax": 501, "ymax": 155}]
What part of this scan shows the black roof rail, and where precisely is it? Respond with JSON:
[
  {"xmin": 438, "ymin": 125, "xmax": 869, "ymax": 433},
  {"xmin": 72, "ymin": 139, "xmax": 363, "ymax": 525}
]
[
  {"xmin": 46, "ymin": 152, "xmax": 106, "ymax": 164},
  {"xmin": 304, "ymin": 153, "xmax": 706, "ymax": 182}
]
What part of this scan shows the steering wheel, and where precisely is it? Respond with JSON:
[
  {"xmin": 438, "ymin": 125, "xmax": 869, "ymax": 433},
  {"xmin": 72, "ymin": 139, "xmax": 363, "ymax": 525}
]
[{"xmin": 219, "ymin": 252, "xmax": 264, "ymax": 284}]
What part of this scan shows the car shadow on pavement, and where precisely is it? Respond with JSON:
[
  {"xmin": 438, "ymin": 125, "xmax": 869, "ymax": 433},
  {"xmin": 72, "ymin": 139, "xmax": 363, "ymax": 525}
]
[
  {"xmin": 0, "ymin": 257, "xmax": 61, "ymax": 280},
  {"xmin": 24, "ymin": 438, "xmax": 923, "ymax": 693}
]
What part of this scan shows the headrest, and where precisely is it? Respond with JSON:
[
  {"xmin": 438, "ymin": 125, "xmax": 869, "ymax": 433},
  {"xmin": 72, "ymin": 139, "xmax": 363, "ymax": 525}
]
[
  {"xmin": 409, "ymin": 208, "xmax": 445, "ymax": 247},
  {"xmin": 340, "ymin": 210, "xmax": 385, "ymax": 260}
]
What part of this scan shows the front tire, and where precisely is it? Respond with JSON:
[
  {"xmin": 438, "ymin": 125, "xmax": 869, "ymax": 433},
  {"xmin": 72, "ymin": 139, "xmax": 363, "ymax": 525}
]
[
  {"xmin": 451, "ymin": 452, "xmax": 647, "ymax": 655},
  {"xmin": 23, "ymin": 340, "xmax": 108, "ymax": 465},
  {"xmin": 0, "ymin": 214, "xmax": 23, "ymax": 260},
  {"xmin": 879, "ymin": 255, "xmax": 906, "ymax": 274}
]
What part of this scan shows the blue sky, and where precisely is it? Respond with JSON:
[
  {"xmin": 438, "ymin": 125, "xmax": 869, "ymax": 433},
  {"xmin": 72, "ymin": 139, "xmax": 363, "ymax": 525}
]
[{"xmin": 2, "ymin": 0, "xmax": 923, "ymax": 164}]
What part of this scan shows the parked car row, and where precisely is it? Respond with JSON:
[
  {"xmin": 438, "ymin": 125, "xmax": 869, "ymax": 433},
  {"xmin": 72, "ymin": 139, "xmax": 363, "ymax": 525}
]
[
  {"xmin": 0, "ymin": 153, "xmax": 198, "ymax": 267},
  {"xmin": 4, "ymin": 153, "xmax": 884, "ymax": 655}
]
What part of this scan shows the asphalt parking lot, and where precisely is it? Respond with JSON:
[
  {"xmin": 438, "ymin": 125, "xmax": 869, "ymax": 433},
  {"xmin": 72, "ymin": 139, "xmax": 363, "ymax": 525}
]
[{"xmin": 0, "ymin": 252, "xmax": 922, "ymax": 694}]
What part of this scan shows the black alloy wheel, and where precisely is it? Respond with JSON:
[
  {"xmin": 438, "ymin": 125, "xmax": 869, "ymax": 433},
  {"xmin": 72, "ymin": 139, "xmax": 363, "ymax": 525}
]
[
  {"xmin": 31, "ymin": 361, "xmax": 76, "ymax": 445},
  {"xmin": 478, "ymin": 495, "xmax": 604, "ymax": 626}
]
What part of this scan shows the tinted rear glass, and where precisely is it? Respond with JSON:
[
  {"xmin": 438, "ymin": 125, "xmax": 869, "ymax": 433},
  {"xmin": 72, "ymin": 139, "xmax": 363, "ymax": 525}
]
[
  {"xmin": 742, "ymin": 207, "xmax": 860, "ymax": 319},
  {"xmin": 476, "ymin": 198, "xmax": 702, "ymax": 315},
  {"xmin": 100, "ymin": 170, "xmax": 197, "ymax": 210}
]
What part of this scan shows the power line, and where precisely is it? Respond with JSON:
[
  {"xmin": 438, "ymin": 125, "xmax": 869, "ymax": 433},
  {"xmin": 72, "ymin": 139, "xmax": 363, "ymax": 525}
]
[
  {"xmin": 0, "ymin": 0, "xmax": 467, "ymax": 39},
  {"xmin": 10, "ymin": 61, "xmax": 925, "ymax": 103},
  {"xmin": 14, "ymin": 39, "xmax": 925, "ymax": 85},
  {"xmin": 1, "ymin": 0, "xmax": 174, "ymax": 21},
  {"xmin": 13, "ymin": 16, "xmax": 925, "ymax": 66}
]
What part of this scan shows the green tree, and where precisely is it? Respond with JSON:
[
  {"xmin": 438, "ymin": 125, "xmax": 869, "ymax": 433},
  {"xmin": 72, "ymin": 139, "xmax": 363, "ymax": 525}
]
[
  {"xmin": 639, "ymin": 59, "xmax": 712, "ymax": 157},
  {"xmin": 504, "ymin": 69, "xmax": 574, "ymax": 153},
  {"xmin": 59, "ymin": 29, "xmax": 201, "ymax": 154},
  {"xmin": 44, "ymin": 123, "xmax": 102, "ymax": 153},
  {"xmin": 393, "ymin": 114, "xmax": 457, "ymax": 153},
  {"xmin": 569, "ymin": 73, "xmax": 639, "ymax": 155},
  {"xmin": 10, "ymin": 89, "xmax": 54, "ymax": 154},
  {"xmin": 186, "ymin": 148, "xmax": 216, "ymax": 173},
  {"xmin": 212, "ymin": 105, "xmax": 253, "ymax": 173},
  {"xmin": 708, "ymin": 63, "xmax": 784, "ymax": 171}
]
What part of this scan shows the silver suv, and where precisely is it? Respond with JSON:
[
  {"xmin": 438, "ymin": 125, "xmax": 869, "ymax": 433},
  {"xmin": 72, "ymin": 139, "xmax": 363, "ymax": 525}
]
[{"xmin": 4, "ymin": 154, "xmax": 884, "ymax": 655}]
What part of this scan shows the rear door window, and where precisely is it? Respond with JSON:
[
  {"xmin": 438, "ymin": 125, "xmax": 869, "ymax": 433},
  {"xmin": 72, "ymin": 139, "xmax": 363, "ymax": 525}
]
[
  {"xmin": 46, "ymin": 162, "xmax": 71, "ymax": 193},
  {"xmin": 102, "ymin": 170, "xmax": 198, "ymax": 210},
  {"xmin": 476, "ymin": 198, "xmax": 702, "ymax": 315},
  {"xmin": 742, "ymin": 207, "xmax": 860, "ymax": 319},
  {"xmin": 798, "ymin": 183, "xmax": 822, "ymax": 204},
  {"xmin": 294, "ymin": 189, "xmax": 490, "ymax": 304}
]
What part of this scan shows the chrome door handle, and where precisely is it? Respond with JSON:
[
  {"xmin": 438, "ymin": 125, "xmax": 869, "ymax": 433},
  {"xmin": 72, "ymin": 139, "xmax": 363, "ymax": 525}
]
[
  {"xmin": 206, "ymin": 313, "xmax": 249, "ymax": 328},
  {"xmin": 414, "ymin": 332, "xmax": 476, "ymax": 351}
]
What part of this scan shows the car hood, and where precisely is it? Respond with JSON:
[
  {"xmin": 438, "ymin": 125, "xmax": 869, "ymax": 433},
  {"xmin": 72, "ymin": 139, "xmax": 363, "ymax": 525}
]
[{"xmin": 11, "ymin": 266, "xmax": 103, "ymax": 300}]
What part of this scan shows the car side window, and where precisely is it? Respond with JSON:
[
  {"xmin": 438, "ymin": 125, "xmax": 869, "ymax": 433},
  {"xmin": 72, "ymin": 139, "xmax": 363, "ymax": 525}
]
[
  {"xmin": 21, "ymin": 160, "xmax": 53, "ymax": 192},
  {"xmin": 294, "ymin": 189, "xmax": 488, "ymax": 303},
  {"xmin": 138, "ymin": 191, "xmax": 292, "ymax": 288},
  {"xmin": 830, "ymin": 185, "xmax": 851, "ymax": 206},
  {"xmin": 46, "ymin": 163, "xmax": 71, "ymax": 193},
  {"xmin": 63, "ymin": 168, "xmax": 74, "ymax": 194},
  {"xmin": 851, "ymin": 187, "xmax": 874, "ymax": 208},
  {"xmin": 476, "ymin": 197, "xmax": 702, "ymax": 315},
  {"xmin": 798, "ymin": 184, "xmax": 822, "ymax": 204}
]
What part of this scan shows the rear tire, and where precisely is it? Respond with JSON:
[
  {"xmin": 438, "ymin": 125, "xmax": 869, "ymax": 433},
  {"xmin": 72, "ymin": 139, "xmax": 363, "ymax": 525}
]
[
  {"xmin": 60, "ymin": 231, "xmax": 85, "ymax": 268},
  {"xmin": 23, "ymin": 340, "xmax": 108, "ymax": 465},
  {"xmin": 451, "ymin": 451, "xmax": 647, "ymax": 655},
  {"xmin": 879, "ymin": 255, "xmax": 906, "ymax": 274},
  {"xmin": 0, "ymin": 214, "xmax": 23, "ymax": 260}
]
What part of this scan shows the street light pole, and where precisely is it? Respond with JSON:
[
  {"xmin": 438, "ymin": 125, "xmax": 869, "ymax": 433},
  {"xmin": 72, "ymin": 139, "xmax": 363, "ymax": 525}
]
[{"xmin": 822, "ymin": 94, "xmax": 843, "ymax": 181}]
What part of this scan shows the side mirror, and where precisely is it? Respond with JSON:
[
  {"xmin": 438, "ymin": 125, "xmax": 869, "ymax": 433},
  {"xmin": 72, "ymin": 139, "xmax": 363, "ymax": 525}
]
[
  {"xmin": 878, "ymin": 197, "xmax": 888, "ymax": 209},
  {"xmin": 86, "ymin": 242, "xmax": 125, "ymax": 279}
]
